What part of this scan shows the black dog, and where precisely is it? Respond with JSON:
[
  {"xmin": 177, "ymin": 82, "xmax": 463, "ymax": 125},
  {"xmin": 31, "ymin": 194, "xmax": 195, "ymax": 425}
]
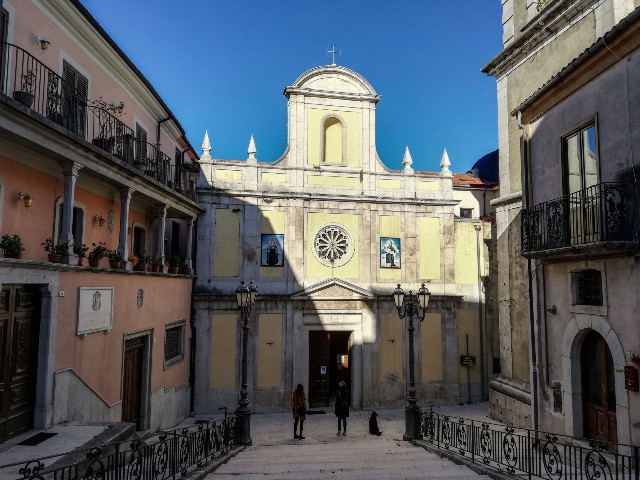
[{"xmin": 369, "ymin": 411, "xmax": 382, "ymax": 436}]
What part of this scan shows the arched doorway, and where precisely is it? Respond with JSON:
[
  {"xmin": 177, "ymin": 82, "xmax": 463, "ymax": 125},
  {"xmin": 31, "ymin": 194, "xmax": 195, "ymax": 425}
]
[{"xmin": 581, "ymin": 330, "xmax": 617, "ymax": 444}]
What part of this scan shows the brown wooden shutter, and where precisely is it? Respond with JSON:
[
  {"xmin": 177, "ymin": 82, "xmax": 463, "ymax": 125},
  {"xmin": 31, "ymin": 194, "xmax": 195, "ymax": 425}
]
[{"xmin": 62, "ymin": 60, "xmax": 88, "ymax": 137}]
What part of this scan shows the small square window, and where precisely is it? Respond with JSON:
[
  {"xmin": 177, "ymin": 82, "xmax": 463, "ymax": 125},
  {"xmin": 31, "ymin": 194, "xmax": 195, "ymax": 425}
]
[
  {"xmin": 460, "ymin": 208, "xmax": 473, "ymax": 219},
  {"xmin": 164, "ymin": 322, "xmax": 185, "ymax": 368},
  {"xmin": 572, "ymin": 269, "xmax": 602, "ymax": 306}
]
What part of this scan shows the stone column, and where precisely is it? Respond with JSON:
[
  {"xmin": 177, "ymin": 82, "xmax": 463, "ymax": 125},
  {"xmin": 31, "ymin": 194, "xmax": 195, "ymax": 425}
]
[
  {"xmin": 59, "ymin": 162, "xmax": 82, "ymax": 264},
  {"xmin": 118, "ymin": 188, "xmax": 133, "ymax": 269},
  {"xmin": 186, "ymin": 217, "xmax": 195, "ymax": 273},
  {"xmin": 155, "ymin": 205, "xmax": 168, "ymax": 271}
]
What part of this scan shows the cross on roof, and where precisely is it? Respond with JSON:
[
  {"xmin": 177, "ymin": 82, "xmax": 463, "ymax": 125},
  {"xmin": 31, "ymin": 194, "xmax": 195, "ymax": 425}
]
[{"xmin": 326, "ymin": 44, "xmax": 341, "ymax": 66}]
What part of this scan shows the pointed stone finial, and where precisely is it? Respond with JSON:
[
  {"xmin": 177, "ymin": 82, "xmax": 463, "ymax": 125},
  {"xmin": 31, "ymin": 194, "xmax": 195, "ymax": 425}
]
[
  {"xmin": 201, "ymin": 130, "xmax": 211, "ymax": 159},
  {"xmin": 440, "ymin": 148, "xmax": 452, "ymax": 177},
  {"xmin": 247, "ymin": 134, "xmax": 257, "ymax": 163},
  {"xmin": 402, "ymin": 146, "xmax": 414, "ymax": 174}
]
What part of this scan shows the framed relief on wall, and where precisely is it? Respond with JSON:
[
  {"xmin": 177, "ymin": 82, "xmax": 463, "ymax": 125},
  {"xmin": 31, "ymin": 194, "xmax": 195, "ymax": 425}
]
[
  {"xmin": 380, "ymin": 237, "xmax": 401, "ymax": 269},
  {"xmin": 261, "ymin": 234, "xmax": 284, "ymax": 267}
]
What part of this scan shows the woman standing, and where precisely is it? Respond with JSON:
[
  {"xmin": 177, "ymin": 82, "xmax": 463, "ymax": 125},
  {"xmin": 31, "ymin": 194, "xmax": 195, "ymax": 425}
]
[
  {"xmin": 335, "ymin": 381, "xmax": 349, "ymax": 436},
  {"xmin": 292, "ymin": 383, "xmax": 307, "ymax": 440}
]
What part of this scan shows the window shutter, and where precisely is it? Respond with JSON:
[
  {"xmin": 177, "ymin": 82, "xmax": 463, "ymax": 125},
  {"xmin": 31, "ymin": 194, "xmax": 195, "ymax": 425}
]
[
  {"xmin": 63, "ymin": 61, "xmax": 88, "ymax": 136},
  {"xmin": 0, "ymin": 9, "xmax": 8, "ymax": 88}
]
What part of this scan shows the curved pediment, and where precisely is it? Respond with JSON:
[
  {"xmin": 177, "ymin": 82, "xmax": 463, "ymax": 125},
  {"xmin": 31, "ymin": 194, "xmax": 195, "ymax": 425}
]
[{"xmin": 285, "ymin": 65, "xmax": 380, "ymax": 102}]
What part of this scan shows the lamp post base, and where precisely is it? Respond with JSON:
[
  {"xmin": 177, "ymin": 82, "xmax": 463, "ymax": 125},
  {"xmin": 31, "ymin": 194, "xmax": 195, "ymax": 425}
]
[
  {"xmin": 403, "ymin": 404, "xmax": 423, "ymax": 441},
  {"xmin": 234, "ymin": 406, "xmax": 252, "ymax": 446}
]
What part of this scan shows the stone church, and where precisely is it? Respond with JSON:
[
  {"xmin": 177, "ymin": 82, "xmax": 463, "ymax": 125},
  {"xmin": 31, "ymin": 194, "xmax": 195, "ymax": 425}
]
[{"xmin": 192, "ymin": 63, "xmax": 497, "ymax": 413}]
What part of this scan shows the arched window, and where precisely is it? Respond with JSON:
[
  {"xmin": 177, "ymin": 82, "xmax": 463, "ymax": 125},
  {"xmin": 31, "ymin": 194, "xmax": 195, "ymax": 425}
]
[{"xmin": 323, "ymin": 116, "xmax": 345, "ymax": 164}]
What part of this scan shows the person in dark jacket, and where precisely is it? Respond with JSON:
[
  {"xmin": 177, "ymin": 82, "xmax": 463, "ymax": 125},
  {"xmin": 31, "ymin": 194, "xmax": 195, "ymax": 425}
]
[
  {"xmin": 335, "ymin": 381, "xmax": 349, "ymax": 436},
  {"xmin": 292, "ymin": 383, "xmax": 307, "ymax": 439}
]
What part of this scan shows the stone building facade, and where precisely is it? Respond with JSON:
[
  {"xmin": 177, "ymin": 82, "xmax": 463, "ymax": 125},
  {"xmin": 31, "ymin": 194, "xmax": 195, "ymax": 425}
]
[
  {"xmin": 483, "ymin": 0, "xmax": 640, "ymax": 444},
  {"xmin": 193, "ymin": 64, "xmax": 498, "ymax": 413}
]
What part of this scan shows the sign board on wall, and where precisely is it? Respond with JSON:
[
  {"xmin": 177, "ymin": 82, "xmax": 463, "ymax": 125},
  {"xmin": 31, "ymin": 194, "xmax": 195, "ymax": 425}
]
[
  {"xmin": 460, "ymin": 355, "xmax": 476, "ymax": 367},
  {"xmin": 78, "ymin": 287, "xmax": 114, "ymax": 335}
]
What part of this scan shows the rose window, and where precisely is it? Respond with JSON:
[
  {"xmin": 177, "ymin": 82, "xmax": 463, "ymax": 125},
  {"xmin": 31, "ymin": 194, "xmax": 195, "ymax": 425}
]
[{"xmin": 313, "ymin": 224, "xmax": 354, "ymax": 267}]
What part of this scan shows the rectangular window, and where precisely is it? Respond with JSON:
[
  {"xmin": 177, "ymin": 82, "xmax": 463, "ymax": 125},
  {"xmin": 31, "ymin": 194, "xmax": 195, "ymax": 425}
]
[
  {"xmin": 460, "ymin": 208, "xmax": 473, "ymax": 219},
  {"xmin": 132, "ymin": 226, "xmax": 146, "ymax": 256},
  {"xmin": 563, "ymin": 121, "xmax": 598, "ymax": 195},
  {"xmin": 164, "ymin": 321, "xmax": 185, "ymax": 368},
  {"xmin": 62, "ymin": 61, "xmax": 88, "ymax": 136},
  {"xmin": 57, "ymin": 204, "xmax": 84, "ymax": 245},
  {"xmin": 572, "ymin": 269, "xmax": 603, "ymax": 306}
]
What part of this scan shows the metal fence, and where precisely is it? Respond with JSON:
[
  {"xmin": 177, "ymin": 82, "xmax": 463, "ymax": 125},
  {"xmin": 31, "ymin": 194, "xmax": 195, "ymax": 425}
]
[
  {"xmin": 0, "ymin": 417, "xmax": 236, "ymax": 480},
  {"xmin": 421, "ymin": 409, "xmax": 639, "ymax": 480},
  {"xmin": 0, "ymin": 42, "xmax": 198, "ymax": 202}
]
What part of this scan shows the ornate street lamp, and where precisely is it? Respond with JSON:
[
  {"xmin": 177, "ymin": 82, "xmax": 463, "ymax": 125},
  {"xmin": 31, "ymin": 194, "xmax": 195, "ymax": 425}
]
[
  {"xmin": 393, "ymin": 283, "xmax": 430, "ymax": 441},
  {"xmin": 235, "ymin": 280, "xmax": 257, "ymax": 446}
]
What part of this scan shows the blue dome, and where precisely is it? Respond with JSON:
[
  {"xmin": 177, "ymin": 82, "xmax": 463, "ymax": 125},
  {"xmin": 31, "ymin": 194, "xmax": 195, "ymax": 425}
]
[{"xmin": 466, "ymin": 149, "xmax": 499, "ymax": 183}]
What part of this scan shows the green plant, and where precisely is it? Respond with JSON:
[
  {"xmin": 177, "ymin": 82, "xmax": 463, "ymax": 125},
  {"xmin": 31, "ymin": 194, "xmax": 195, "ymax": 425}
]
[
  {"xmin": 170, "ymin": 254, "xmax": 180, "ymax": 267},
  {"xmin": 1, "ymin": 234, "xmax": 25, "ymax": 255},
  {"xmin": 73, "ymin": 243, "xmax": 89, "ymax": 257},
  {"xmin": 20, "ymin": 71, "xmax": 36, "ymax": 94},
  {"xmin": 106, "ymin": 249, "xmax": 123, "ymax": 262},
  {"xmin": 42, "ymin": 237, "xmax": 67, "ymax": 254},
  {"xmin": 42, "ymin": 237, "xmax": 54, "ymax": 253},
  {"xmin": 88, "ymin": 242, "xmax": 108, "ymax": 260},
  {"xmin": 152, "ymin": 256, "xmax": 164, "ymax": 266}
]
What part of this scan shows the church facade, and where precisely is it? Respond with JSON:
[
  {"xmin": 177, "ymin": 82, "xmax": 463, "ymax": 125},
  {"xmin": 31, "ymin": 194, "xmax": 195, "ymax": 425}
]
[{"xmin": 192, "ymin": 64, "xmax": 497, "ymax": 413}]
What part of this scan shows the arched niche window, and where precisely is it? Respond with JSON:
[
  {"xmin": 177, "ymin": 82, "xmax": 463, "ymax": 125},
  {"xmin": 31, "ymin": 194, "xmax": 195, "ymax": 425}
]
[
  {"xmin": 54, "ymin": 197, "xmax": 85, "ymax": 245},
  {"xmin": 322, "ymin": 116, "xmax": 346, "ymax": 165}
]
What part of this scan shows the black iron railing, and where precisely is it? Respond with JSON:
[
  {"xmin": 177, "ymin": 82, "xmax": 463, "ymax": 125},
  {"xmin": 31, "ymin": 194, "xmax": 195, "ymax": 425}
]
[
  {"xmin": 0, "ymin": 42, "xmax": 198, "ymax": 202},
  {"xmin": 0, "ymin": 416, "xmax": 236, "ymax": 480},
  {"xmin": 421, "ymin": 409, "xmax": 639, "ymax": 480},
  {"xmin": 521, "ymin": 182, "xmax": 635, "ymax": 255}
]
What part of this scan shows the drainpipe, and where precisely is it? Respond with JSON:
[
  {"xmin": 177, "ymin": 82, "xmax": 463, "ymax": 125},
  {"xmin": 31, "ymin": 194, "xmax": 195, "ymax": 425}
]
[
  {"xmin": 157, "ymin": 117, "xmax": 171, "ymax": 146},
  {"xmin": 189, "ymin": 277, "xmax": 197, "ymax": 417},
  {"xmin": 516, "ymin": 110, "xmax": 539, "ymax": 439},
  {"xmin": 475, "ymin": 223, "xmax": 486, "ymax": 399}
]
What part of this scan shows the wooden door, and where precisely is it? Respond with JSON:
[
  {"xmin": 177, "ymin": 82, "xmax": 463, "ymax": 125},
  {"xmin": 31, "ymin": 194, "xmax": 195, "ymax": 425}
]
[
  {"xmin": 582, "ymin": 330, "xmax": 617, "ymax": 446},
  {"xmin": 0, "ymin": 285, "xmax": 40, "ymax": 443},
  {"xmin": 122, "ymin": 337, "xmax": 144, "ymax": 429},
  {"xmin": 308, "ymin": 331, "xmax": 329, "ymax": 407}
]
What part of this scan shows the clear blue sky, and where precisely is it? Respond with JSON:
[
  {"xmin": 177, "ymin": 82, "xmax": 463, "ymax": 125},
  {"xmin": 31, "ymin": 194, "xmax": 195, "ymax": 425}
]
[{"xmin": 80, "ymin": 1, "xmax": 503, "ymax": 174}]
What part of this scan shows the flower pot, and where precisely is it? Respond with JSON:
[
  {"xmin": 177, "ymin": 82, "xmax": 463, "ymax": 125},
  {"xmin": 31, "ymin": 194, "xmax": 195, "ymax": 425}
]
[
  {"xmin": 168, "ymin": 266, "xmax": 179, "ymax": 274},
  {"xmin": 109, "ymin": 260, "xmax": 121, "ymax": 269},
  {"xmin": 78, "ymin": 256, "xmax": 85, "ymax": 266},
  {"xmin": 13, "ymin": 91, "xmax": 34, "ymax": 108},
  {"xmin": 135, "ymin": 263, "xmax": 148, "ymax": 272},
  {"xmin": 92, "ymin": 137, "xmax": 114, "ymax": 154},
  {"xmin": 48, "ymin": 253, "xmax": 62, "ymax": 263},
  {"xmin": 179, "ymin": 266, "xmax": 190, "ymax": 275},
  {"xmin": 151, "ymin": 264, "xmax": 160, "ymax": 273},
  {"xmin": 88, "ymin": 258, "xmax": 101, "ymax": 268}
]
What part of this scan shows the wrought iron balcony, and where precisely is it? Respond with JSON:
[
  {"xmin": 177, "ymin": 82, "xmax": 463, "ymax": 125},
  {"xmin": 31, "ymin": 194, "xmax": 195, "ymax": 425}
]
[
  {"xmin": 521, "ymin": 182, "xmax": 636, "ymax": 258},
  {"xmin": 0, "ymin": 42, "xmax": 197, "ymax": 202}
]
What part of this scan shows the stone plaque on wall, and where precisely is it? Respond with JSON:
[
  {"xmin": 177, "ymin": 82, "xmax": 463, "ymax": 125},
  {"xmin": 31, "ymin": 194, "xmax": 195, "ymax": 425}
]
[{"xmin": 78, "ymin": 287, "xmax": 114, "ymax": 335}]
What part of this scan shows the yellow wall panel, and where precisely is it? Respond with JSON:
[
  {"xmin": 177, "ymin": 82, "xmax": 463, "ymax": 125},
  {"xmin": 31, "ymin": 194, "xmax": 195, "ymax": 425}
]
[
  {"xmin": 215, "ymin": 170, "xmax": 242, "ymax": 181},
  {"xmin": 260, "ymin": 211, "xmax": 285, "ymax": 278},
  {"xmin": 307, "ymin": 175, "xmax": 359, "ymax": 187},
  {"xmin": 210, "ymin": 314, "xmax": 237, "ymax": 388},
  {"xmin": 418, "ymin": 217, "xmax": 440, "ymax": 280},
  {"xmin": 257, "ymin": 314, "xmax": 283, "ymax": 388},
  {"xmin": 307, "ymin": 109, "xmax": 359, "ymax": 168},
  {"xmin": 261, "ymin": 172, "xmax": 286, "ymax": 183},
  {"xmin": 379, "ymin": 216, "xmax": 401, "ymax": 280},
  {"xmin": 380, "ymin": 313, "xmax": 403, "ymax": 382},
  {"xmin": 417, "ymin": 181, "xmax": 439, "ymax": 191},
  {"xmin": 455, "ymin": 223, "xmax": 479, "ymax": 285},
  {"xmin": 306, "ymin": 213, "xmax": 359, "ymax": 279},
  {"xmin": 421, "ymin": 313, "xmax": 443, "ymax": 382},
  {"xmin": 378, "ymin": 179, "xmax": 402, "ymax": 189},
  {"xmin": 213, "ymin": 209, "xmax": 239, "ymax": 277},
  {"xmin": 456, "ymin": 309, "xmax": 480, "ymax": 383}
]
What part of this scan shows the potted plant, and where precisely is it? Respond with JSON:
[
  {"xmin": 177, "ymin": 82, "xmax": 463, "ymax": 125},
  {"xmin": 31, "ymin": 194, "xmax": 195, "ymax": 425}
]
[
  {"xmin": 41, "ymin": 237, "xmax": 67, "ymax": 262},
  {"xmin": 181, "ymin": 161, "xmax": 199, "ymax": 174},
  {"xmin": 128, "ymin": 254, "xmax": 139, "ymax": 267},
  {"xmin": 168, "ymin": 254, "xmax": 180, "ymax": 274},
  {"xmin": 106, "ymin": 249, "xmax": 123, "ymax": 269},
  {"xmin": 88, "ymin": 241, "xmax": 108, "ymax": 267},
  {"xmin": 151, "ymin": 256, "xmax": 163, "ymax": 273},
  {"xmin": 73, "ymin": 243, "xmax": 89, "ymax": 265},
  {"xmin": 1, "ymin": 234, "xmax": 25, "ymax": 259},
  {"xmin": 179, "ymin": 258, "xmax": 190, "ymax": 275},
  {"xmin": 135, "ymin": 252, "xmax": 150, "ymax": 272},
  {"xmin": 13, "ymin": 71, "xmax": 36, "ymax": 108},
  {"xmin": 46, "ymin": 91, "xmax": 64, "ymax": 126}
]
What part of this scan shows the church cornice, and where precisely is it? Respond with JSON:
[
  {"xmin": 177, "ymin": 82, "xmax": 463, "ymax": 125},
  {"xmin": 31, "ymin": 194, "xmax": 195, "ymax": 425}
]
[{"xmin": 283, "ymin": 87, "xmax": 380, "ymax": 104}]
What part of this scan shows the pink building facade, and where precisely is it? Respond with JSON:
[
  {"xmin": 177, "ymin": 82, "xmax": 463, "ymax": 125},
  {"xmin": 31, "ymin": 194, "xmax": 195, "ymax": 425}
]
[{"xmin": 0, "ymin": 0, "xmax": 201, "ymax": 442}]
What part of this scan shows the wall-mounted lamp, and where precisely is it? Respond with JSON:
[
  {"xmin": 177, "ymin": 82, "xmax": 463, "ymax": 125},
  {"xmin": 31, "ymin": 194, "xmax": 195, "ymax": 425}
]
[
  {"xmin": 546, "ymin": 305, "xmax": 557, "ymax": 315},
  {"xmin": 18, "ymin": 192, "xmax": 32, "ymax": 208},
  {"xmin": 95, "ymin": 214, "xmax": 106, "ymax": 227},
  {"xmin": 37, "ymin": 36, "xmax": 50, "ymax": 52}
]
